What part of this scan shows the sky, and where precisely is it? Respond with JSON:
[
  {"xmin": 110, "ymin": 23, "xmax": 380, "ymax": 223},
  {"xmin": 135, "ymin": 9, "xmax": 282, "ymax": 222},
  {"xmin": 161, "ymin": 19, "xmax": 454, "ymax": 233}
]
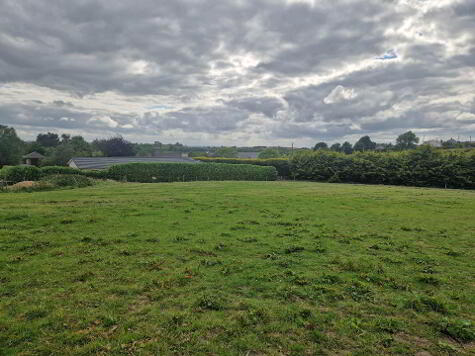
[{"xmin": 0, "ymin": 0, "xmax": 474, "ymax": 146}]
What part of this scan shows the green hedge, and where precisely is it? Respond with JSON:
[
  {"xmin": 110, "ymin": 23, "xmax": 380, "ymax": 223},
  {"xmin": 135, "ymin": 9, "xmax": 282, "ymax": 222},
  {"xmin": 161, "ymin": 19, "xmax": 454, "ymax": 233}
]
[
  {"xmin": 107, "ymin": 162, "xmax": 277, "ymax": 182},
  {"xmin": 1, "ymin": 166, "xmax": 42, "ymax": 184},
  {"xmin": 41, "ymin": 174, "xmax": 94, "ymax": 188},
  {"xmin": 196, "ymin": 157, "xmax": 291, "ymax": 178},
  {"xmin": 40, "ymin": 166, "xmax": 108, "ymax": 179},
  {"xmin": 290, "ymin": 146, "xmax": 475, "ymax": 189},
  {"xmin": 41, "ymin": 166, "xmax": 83, "ymax": 176}
]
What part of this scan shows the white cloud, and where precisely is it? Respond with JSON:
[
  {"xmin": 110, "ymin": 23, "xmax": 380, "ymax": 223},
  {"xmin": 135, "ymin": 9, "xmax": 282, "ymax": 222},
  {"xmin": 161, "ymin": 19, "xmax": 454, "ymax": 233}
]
[{"xmin": 323, "ymin": 86, "xmax": 357, "ymax": 104}]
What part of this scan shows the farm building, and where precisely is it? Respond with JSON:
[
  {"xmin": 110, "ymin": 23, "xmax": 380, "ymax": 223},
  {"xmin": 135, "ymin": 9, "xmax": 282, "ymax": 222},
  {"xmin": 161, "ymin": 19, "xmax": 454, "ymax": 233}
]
[
  {"xmin": 23, "ymin": 151, "xmax": 45, "ymax": 166},
  {"xmin": 68, "ymin": 156, "xmax": 198, "ymax": 170}
]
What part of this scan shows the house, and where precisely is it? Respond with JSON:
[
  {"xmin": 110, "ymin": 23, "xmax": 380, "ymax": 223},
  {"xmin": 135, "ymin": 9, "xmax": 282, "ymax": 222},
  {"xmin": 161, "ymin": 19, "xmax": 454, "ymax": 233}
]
[
  {"xmin": 237, "ymin": 152, "xmax": 260, "ymax": 159},
  {"xmin": 68, "ymin": 156, "xmax": 198, "ymax": 170},
  {"xmin": 23, "ymin": 152, "xmax": 45, "ymax": 166},
  {"xmin": 423, "ymin": 139, "xmax": 442, "ymax": 148}
]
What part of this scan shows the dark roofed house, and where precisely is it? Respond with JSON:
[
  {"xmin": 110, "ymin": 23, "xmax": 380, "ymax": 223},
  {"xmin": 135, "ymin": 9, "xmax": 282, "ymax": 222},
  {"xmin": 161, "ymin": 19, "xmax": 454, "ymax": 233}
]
[
  {"xmin": 23, "ymin": 152, "xmax": 45, "ymax": 166},
  {"xmin": 68, "ymin": 156, "xmax": 198, "ymax": 170}
]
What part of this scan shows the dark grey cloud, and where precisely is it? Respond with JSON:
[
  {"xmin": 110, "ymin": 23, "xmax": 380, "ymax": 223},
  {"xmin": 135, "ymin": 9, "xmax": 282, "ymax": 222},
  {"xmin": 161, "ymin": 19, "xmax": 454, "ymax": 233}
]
[{"xmin": 0, "ymin": 0, "xmax": 474, "ymax": 144}]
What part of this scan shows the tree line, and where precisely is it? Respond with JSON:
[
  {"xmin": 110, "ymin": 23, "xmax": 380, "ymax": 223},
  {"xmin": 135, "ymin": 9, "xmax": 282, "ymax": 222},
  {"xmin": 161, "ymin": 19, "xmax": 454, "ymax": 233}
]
[{"xmin": 1, "ymin": 124, "xmax": 473, "ymax": 167}]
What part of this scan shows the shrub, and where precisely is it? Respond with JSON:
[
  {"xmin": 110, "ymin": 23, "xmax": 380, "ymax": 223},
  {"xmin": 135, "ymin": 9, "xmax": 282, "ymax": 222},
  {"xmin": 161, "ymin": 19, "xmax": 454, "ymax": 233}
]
[
  {"xmin": 82, "ymin": 170, "xmax": 109, "ymax": 179},
  {"xmin": 290, "ymin": 147, "xmax": 475, "ymax": 189},
  {"xmin": 40, "ymin": 166, "xmax": 108, "ymax": 180},
  {"xmin": 2, "ymin": 166, "xmax": 42, "ymax": 184},
  {"xmin": 41, "ymin": 174, "xmax": 94, "ymax": 188},
  {"xmin": 41, "ymin": 166, "xmax": 83, "ymax": 176},
  {"xmin": 196, "ymin": 157, "xmax": 291, "ymax": 178},
  {"xmin": 107, "ymin": 162, "xmax": 277, "ymax": 183}
]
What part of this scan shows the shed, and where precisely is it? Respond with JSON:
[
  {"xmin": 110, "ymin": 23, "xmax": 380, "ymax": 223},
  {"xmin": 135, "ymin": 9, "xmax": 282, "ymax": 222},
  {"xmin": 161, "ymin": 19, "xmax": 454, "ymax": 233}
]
[{"xmin": 23, "ymin": 152, "xmax": 45, "ymax": 166}]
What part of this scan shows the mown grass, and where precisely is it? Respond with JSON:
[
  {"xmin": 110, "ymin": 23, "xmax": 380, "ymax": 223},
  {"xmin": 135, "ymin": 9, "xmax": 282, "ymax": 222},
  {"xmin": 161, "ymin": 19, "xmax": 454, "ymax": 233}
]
[{"xmin": 0, "ymin": 181, "xmax": 474, "ymax": 355}]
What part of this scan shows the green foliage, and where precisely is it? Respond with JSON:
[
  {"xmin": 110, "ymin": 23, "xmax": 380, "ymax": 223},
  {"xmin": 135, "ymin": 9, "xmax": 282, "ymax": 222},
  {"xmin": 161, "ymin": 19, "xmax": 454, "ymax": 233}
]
[
  {"xmin": 40, "ymin": 174, "xmax": 93, "ymax": 188},
  {"xmin": 92, "ymin": 136, "xmax": 135, "ymax": 157},
  {"xmin": 258, "ymin": 148, "xmax": 282, "ymax": 159},
  {"xmin": 396, "ymin": 131, "xmax": 419, "ymax": 150},
  {"xmin": 313, "ymin": 142, "xmax": 328, "ymax": 150},
  {"xmin": 0, "ymin": 125, "xmax": 25, "ymax": 166},
  {"xmin": 330, "ymin": 143, "xmax": 341, "ymax": 152},
  {"xmin": 40, "ymin": 166, "xmax": 82, "ymax": 176},
  {"xmin": 82, "ymin": 169, "xmax": 109, "ymax": 179},
  {"xmin": 290, "ymin": 146, "xmax": 475, "ymax": 189},
  {"xmin": 107, "ymin": 162, "xmax": 277, "ymax": 182},
  {"xmin": 1, "ymin": 165, "xmax": 42, "ymax": 184},
  {"xmin": 196, "ymin": 157, "xmax": 291, "ymax": 178},
  {"xmin": 341, "ymin": 141, "xmax": 353, "ymax": 154},
  {"xmin": 215, "ymin": 146, "xmax": 238, "ymax": 158},
  {"xmin": 39, "ymin": 166, "xmax": 108, "ymax": 180},
  {"xmin": 36, "ymin": 132, "xmax": 60, "ymax": 147},
  {"xmin": 354, "ymin": 135, "xmax": 376, "ymax": 152}
]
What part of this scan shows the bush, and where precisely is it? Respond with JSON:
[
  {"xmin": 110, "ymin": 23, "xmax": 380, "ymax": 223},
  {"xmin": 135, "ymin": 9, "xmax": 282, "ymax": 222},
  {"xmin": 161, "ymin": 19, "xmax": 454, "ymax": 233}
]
[
  {"xmin": 40, "ymin": 166, "xmax": 83, "ymax": 176},
  {"xmin": 107, "ymin": 162, "xmax": 277, "ymax": 183},
  {"xmin": 40, "ymin": 174, "xmax": 94, "ymax": 188},
  {"xmin": 40, "ymin": 166, "xmax": 108, "ymax": 180},
  {"xmin": 1, "ymin": 166, "xmax": 42, "ymax": 184},
  {"xmin": 196, "ymin": 157, "xmax": 291, "ymax": 178},
  {"xmin": 82, "ymin": 170, "xmax": 109, "ymax": 179},
  {"xmin": 290, "ymin": 147, "xmax": 475, "ymax": 189}
]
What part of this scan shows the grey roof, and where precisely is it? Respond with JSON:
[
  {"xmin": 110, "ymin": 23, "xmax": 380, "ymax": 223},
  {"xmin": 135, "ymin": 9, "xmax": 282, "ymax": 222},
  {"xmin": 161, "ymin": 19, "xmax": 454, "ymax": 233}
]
[
  {"xmin": 237, "ymin": 152, "xmax": 260, "ymax": 159},
  {"xmin": 23, "ymin": 151, "xmax": 45, "ymax": 159},
  {"xmin": 68, "ymin": 156, "xmax": 199, "ymax": 170}
]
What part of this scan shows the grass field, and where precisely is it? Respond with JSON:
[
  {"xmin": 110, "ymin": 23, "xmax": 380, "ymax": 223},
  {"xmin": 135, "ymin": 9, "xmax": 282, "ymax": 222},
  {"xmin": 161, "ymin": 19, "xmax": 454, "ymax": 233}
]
[{"xmin": 0, "ymin": 181, "xmax": 474, "ymax": 355}]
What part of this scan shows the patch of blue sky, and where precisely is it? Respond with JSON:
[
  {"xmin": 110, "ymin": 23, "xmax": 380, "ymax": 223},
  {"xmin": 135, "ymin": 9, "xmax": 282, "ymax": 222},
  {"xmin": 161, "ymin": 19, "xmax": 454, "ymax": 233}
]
[
  {"xmin": 376, "ymin": 49, "xmax": 398, "ymax": 60},
  {"xmin": 147, "ymin": 105, "xmax": 172, "ymax": 110}
]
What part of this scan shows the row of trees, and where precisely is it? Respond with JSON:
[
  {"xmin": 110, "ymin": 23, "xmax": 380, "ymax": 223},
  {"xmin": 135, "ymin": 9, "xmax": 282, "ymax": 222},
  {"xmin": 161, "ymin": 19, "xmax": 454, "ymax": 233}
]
[
  {"xmin": 1, "ymin": 125, "xmax": 474, "ymax": 167},
  {"xmin": 313, "ymin": 131, "xmax": 420, "ymax": 154},
  {"xmin": 0, "ymin": 126, "xmax": 139, "ymax": 167}
]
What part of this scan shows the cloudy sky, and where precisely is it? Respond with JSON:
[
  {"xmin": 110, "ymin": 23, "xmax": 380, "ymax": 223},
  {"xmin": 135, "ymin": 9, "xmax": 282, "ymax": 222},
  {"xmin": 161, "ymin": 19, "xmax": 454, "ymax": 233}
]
[{"xmin": 1, "ymin": 0, "xmax": 474, "ymax": 146}]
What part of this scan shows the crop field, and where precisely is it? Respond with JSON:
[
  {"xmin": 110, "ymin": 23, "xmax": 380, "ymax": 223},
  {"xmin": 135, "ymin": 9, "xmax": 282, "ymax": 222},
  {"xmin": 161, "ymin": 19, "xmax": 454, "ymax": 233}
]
[{"xmin": 0, "ymin": 181, "xmax": 474, "ymax": 355}]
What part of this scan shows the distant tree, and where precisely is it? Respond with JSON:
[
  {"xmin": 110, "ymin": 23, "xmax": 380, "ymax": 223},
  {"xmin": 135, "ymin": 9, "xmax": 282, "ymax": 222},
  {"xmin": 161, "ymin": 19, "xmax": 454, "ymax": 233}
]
[
  {"xmin": 396, "ymin": 131, "xmax": 419, "ymax": 150},
  {"xmin": 0, "ymin": 125, "xmax": 24, "ymax": 166},
  {"xmin": 353, "ymin": 136, "xmax": 376, "ymax": 152},
  {"xmin": 441, "ymin": 138, "xmax": 458, "ymax": 149},
  {"xmin": 70, "ymin": 136, "xmax": 92, "ymax": 155},
  {"xmin": 258, "ymin": 148, "xmax": 281, "ymax": 159},
  {"xmin": 133, "ymin": 143, "xmax": 156, "ymax": 157},
  {"xmin": 93, "ymin": 136, "xmax": 135, "ymax": 157},
  {"xmin": 36, "ymin": 132, "xmax": 60, "ymax": 147},
  {"xmin": 188, "ymin": 151, "xmax": 209, "ymax": 158},
  {"xmin": 313, "ymin": 142, "xmax": 328, "ymax": 150},
  {"xmin": 25, "ymin": 142, "xmax": 47, "ymax": 155},
  {"xmin": 61, "ymin": 134, "xmax": 71, "ymax": 144},
  {"xmin": 341, "ymin": 141, "xmax": 353, "ymax": 154},
  {"xmin": 330, "ymin": 143, "xmax": 341, "ymax": 152},
  {"xmin": 215, "ymin": 147, "xmax": 238, "ymax": 158},
  {"xmin": 42, "ymin": 144, "xmax": 75, "ymax": 166}
]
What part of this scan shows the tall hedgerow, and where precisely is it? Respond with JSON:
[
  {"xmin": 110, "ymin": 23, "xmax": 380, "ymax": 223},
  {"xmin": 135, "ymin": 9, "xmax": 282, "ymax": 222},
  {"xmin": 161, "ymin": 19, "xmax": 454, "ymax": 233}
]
[
  {"xmin": 290, "ymin": 146, "xmax": 475, "ymax": 189},
  {"xmin": 195, "ymin": 157, "xmax": 290, "ymax": 178},
  {"xmin": 107, "ymin": 162, "xmax": 277, "ymax": 182}
]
